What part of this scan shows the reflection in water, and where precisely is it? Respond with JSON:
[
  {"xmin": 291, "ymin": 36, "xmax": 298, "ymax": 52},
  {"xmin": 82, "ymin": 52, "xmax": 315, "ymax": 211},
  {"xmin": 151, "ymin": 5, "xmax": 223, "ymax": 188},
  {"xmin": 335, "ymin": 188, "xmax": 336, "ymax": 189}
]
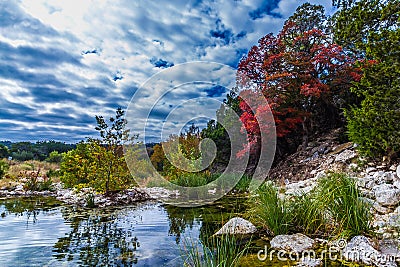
[
  {"xmin": 0, "ymin": 196, "xmax": 249, "ymax": 266},
  {"xmin": 53, "ymin": 206, "xmax": 141, "ymax": 266}
]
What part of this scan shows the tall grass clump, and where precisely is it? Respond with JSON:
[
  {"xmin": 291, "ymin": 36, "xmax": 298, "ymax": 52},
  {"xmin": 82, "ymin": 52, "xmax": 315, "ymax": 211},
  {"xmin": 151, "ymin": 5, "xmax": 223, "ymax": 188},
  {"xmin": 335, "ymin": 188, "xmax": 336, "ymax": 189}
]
[
  {"xmin": 316, "ymin": 173, "xmax": 372, "ymax": 237},
  {"xmin": 182, "ymin": 234, "xmax": 250, "ymax": 267},
  {"xmin": 249, "ymin": 182, "xmax": 292, "ymax": 235},
  {"xmin": 291, "ymin": 192, "xmax": 327, "ymax": 235},
  {"xmin": 249, "ymin": 173, "xmax": 372, "ymax": 238}
]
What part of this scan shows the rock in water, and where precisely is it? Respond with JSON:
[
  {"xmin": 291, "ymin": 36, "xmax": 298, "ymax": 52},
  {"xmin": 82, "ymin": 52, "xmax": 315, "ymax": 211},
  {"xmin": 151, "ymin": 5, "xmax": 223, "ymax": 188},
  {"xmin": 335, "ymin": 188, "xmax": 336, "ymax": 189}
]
[
  {"xmin": 342, "ymin": 236, "xmax": 397, "ymax": 267},
  {"xmin": 270, "ymin": 233, "xmax": 315, "ymax": 254},
  {"xmin": 214, "ymin": 217, "xmax": 257, "ymax": 235}
]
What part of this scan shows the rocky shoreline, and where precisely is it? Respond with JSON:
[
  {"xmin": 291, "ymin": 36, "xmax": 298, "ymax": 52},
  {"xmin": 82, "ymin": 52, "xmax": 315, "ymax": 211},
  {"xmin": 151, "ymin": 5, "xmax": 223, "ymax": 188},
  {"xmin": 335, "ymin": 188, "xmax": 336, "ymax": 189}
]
[{"xmin": 0, "ymin": 183, "xmax": 180, "ymax": 208}]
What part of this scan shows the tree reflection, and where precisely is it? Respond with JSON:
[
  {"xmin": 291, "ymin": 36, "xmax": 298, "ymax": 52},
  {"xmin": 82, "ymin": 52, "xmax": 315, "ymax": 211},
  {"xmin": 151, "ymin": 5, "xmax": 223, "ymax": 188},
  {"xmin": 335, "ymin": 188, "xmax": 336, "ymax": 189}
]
[
  {"xmin": 53, "ymin": 206, "xmax": 140, "ymax": 266},
  {"xmin": 164, "ymin": 195, "xmax": 249, "ymax": 244},
  {"xmin": 0, "ymin": 195, "xmax": 249, "ymax": 266},
  {"xmin": 0, "ymin": 197, "xmax": 60, "ymax": 224}
]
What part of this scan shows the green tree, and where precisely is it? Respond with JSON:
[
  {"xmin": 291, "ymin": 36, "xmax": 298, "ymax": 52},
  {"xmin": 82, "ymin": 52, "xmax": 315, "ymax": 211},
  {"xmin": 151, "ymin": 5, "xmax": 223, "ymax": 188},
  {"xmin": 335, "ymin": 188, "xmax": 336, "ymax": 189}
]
[
  {"xmin": 334, "ymin": 0, "xmax": 400, "ymax": 157},
  {"xmin": 0, "ymin": 144, "xmax": 9, "ymax": 158},
  {"xmin": 61, "ymin": 108, "xmax": 137, "ymax": 193},
  {"xmin": 201, "ymin": 90, "xmax": 242, "ymax": 170}
]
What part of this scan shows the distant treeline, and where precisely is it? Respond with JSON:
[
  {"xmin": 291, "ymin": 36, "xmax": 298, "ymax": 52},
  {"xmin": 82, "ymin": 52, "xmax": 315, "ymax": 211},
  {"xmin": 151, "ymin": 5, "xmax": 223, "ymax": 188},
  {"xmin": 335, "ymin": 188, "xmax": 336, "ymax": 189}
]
[{"xmin": 0, "ymin": 141, "xmax": 75, "ymax": 161}]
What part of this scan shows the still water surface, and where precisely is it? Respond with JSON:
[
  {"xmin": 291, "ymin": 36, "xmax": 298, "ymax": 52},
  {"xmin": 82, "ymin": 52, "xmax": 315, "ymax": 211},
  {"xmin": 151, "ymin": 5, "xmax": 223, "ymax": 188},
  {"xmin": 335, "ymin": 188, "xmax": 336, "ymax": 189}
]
[
  {"xmin": 0, "ymin": 196, "xmax": 348, "ymax": 267},
  {"xmin": 0, "ymin": 196, "xmax": 246, "ymax": 266}
]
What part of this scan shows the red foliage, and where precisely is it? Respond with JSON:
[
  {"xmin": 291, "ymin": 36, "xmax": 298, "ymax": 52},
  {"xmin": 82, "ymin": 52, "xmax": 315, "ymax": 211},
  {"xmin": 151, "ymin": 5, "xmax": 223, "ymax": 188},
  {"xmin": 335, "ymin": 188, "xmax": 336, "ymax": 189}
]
[{"xmin": 237, "ymin": 19, "xmax": 359, "ymax": 157}]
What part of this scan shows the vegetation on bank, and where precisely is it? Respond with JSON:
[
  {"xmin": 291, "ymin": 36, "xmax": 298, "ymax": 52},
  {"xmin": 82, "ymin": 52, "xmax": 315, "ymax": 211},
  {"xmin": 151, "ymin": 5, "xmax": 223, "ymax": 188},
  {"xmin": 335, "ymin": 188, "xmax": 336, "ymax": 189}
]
[{"xmin": 249, "ymin": 173, "xmax": 372, "ymax": 238}]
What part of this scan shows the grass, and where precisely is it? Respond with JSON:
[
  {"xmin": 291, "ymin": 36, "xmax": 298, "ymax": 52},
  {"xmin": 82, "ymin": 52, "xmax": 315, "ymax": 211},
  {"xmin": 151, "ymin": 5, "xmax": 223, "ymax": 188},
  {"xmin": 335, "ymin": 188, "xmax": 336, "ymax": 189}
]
[
  {"xmin": 291, "ymin": 192, "xmax": 327, "ymax": 235},
  {"xmin": 0, "ymin": 160, "xmax": 61, "ymax": 190},
  {"xmin": 170, "ymin": 172, "xmax": 216, "ymax": 187},
  {"xmin": 182, "ymin": 233, "xmax": 250, "ymax": 267},
  {"xmin": 168, "ymin": 172, "xmax": 252, "ymax": 194},
  {"xmin": 316, "ymin": 172, "xmax": 372, "ymax": 237},
  {"xmin": 249, "ymin": 172, "xmax": 372, "ymax": 238},
  {"xmin": 248, "ymin": 182, "xmax": 292, "ymax": 235}
]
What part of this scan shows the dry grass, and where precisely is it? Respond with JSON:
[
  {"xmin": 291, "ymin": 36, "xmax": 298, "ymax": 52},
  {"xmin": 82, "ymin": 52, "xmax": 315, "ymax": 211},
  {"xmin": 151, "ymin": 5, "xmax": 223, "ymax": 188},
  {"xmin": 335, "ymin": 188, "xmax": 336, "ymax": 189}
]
[{"xmin": 0, "ymin": 160, "xmax": 61, "ymax": 189}]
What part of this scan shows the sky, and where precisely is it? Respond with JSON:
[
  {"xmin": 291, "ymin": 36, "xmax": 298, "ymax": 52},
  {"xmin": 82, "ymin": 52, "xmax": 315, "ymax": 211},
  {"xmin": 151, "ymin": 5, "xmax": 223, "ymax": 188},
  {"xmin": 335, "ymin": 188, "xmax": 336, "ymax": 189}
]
[{"xmin": 0, "ymin": 0, "xmax": 334, "ymax": 143}]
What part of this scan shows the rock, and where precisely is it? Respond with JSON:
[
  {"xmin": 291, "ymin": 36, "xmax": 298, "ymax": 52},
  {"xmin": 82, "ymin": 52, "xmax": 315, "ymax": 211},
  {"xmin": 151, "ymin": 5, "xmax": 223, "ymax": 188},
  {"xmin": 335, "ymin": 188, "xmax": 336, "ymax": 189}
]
[
  {"xmin": 358, "ymin": 175, "xmax": 375, "ymax": 189},
  {"xmin": 311, "ymin": 144, "xmax": 327, "ymax": 155},
  {"xmin": 315, "ymin": 171, "xmax": 326, "ymax": 179},
  {"xmin": 373, "ymin": 184, "xmax": 400, "ymax": 207},
  {"xmin": 296, "ymin": 258, "xmax": 322, "ymax": 267},
  {"xmin": 342, "ymin": 236, "xmax": 397, "ymax": 267},
  {"xmin": 393, "ymin": 180, "xmax": 400, "ymax": 189},
  {"xmin": 373, "ymin": 171, "xmax": 390, "ymax": 185},
  {"xmin": 310, "ymin": 152, "xmax": 319, "ymax": 161},
  {"xmin": 331, "ymin": 142, "xmax": 353, "ymax": 155},
  {"xmin": 397, "ymin": 165, "xmax": 400, "ymax": 178},
  {"xmin": 373, "ymin": 203, "xmax": 393, "ymax": 215},
  {"xmin": 366, "ymin": 167, "xmax": 377, "ymax": 174},
  {"xmin": 335, "ymin": 149, "xmax": 357, "ymax": 162},
  {"xmin": 285, "ymin": 185, "xmax": 315, "ymax": 196},
  {"xmin": 214, "ymin": 217, "xmax": 257, "ymax": 235},
  {"xmin": 15, "ymin": 184, "xmax": 24, "ymax": 192},
  {"xmin": 379, "ymin": 239, "xmax": 400, "ymax": 259},
  {"xmin": 270, "ymin": 233, "xmax": 315, "ymax": 254}
]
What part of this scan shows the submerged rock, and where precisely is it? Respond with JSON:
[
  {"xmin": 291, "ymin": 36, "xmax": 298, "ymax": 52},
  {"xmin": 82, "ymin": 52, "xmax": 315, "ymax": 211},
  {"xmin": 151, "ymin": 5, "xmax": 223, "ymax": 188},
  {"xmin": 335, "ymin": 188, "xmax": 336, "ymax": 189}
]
[
  {"xmin": 342, "ymin": 236, "xmax": 397, "ymax": 267},
  {"xmin": 270, "ymin": 233, "xmax": 315, "ymax": 254},
  {"xmin": 214, "ymin": 217, "xmax": 257, "ymax": 235}
]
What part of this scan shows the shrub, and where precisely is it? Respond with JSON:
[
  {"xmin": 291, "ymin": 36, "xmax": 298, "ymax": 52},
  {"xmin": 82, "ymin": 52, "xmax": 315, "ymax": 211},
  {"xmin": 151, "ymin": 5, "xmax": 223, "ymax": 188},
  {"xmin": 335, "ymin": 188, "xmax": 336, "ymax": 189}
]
[
  {"xmin": 60, "ymin": 141, "xmax": 134, "ymax": 193},
  {"xmin": 45, "ymin": 151, "xmax": 63, "ymax": 163},
  {"xmin": 20, "ymin": 169, "xmax": 53, "ymax": 191},
  {"xmin": 11, "ymin": 151, "xmax": 34, "ymax": 161},
  {"xmin": 0, "ymin": 160, "xmax": 9, "ymax": 179},
  {"xmin": 345, "ymin": 60, "xmax": 400, "ymax": 158}
]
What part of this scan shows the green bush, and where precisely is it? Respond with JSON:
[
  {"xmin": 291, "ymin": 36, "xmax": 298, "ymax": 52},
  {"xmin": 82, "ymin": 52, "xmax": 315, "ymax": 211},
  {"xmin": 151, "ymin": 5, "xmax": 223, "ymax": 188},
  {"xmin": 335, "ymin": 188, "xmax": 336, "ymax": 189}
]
[
  {"xmin": 345, "ymin": 60, "xmax": 400, "ymax": 158},
  {"xmin": 45, "ymin": 151, "xmax": 63, "ymax": 163},
  {"xmin": 0, "ymin": 160, "xmax": 9, "ymax": 179},
  {"xmin": 60, "ymin": 141, "xmax": 134, "ymax": 193},
  {"xmin": 11, "ymin": 151, "xmax": 34, "ymax": 161}
]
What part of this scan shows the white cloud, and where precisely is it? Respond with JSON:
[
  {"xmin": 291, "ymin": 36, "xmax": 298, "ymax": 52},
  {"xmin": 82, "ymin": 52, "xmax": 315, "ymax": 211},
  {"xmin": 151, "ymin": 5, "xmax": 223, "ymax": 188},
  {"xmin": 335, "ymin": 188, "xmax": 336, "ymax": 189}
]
[{"xmin": 0, "ymin": 0, "xmax": 336, "ymax": 142}]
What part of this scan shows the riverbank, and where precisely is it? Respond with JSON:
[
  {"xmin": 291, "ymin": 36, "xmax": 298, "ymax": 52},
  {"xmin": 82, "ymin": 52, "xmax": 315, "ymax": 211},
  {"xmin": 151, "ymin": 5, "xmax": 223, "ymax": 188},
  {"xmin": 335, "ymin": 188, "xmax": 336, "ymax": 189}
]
[{"xmin": 0, "ymin": 183, "xmax": 180, "ymax": 208}]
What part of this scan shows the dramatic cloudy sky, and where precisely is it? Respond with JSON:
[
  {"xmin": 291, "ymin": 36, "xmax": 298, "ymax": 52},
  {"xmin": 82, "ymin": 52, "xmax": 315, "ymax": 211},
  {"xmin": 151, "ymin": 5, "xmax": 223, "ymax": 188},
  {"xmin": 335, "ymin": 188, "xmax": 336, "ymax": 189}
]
[{"xmin": 0, "ymin": 0, "xmax": 334, "ymax": 143}]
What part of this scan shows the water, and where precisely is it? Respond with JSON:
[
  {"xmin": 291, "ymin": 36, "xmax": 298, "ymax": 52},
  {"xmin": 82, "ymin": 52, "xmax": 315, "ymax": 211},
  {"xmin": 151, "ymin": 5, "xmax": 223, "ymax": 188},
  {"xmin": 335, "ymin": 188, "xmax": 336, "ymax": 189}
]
[
  {"xmin": 0, "ymin": 196, "xmax": 348, "ymax": 266},
  {"xmin": 0, "ymin": 196, "xmax": 247, "ymax": 267}
]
